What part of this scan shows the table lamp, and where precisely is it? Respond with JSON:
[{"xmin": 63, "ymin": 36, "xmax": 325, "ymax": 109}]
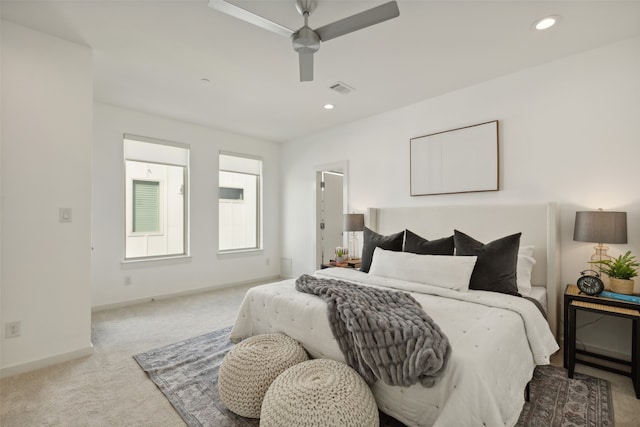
[
  {"xmin": 344, "ymin": 213, "xmax": 364, "ymax": 261},
  {"xmin": 573, "ymin": 209, "xmax": 627, "ymax": 269}
]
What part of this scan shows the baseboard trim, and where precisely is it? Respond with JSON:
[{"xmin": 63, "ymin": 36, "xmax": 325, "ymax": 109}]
[
  {"xmin": 0, "ymin": 344, "xmax": 94, "ymax": 379},
  {"xmin": 91, "ymin": 275, "xmax": 283, "ymax": 312}
]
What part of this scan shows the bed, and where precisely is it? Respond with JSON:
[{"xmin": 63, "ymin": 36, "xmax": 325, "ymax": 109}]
[{"xmin": 230, "ymin": 203, "xmax": 560, "ymax": 427}]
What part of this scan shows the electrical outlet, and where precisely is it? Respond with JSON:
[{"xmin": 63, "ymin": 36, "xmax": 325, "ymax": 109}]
[
  {"xmin": 124, "ymin": 276, "xmax": 132, "ymax": 286},
  {"xmin": 5, "ymin": 321, "xmax": 21, "ymax": 338}
]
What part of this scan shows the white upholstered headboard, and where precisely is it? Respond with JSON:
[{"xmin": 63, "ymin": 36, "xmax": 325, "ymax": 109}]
[{"xmin": 366, "ymin": 202, "xmax": 560, "ymax": 339}]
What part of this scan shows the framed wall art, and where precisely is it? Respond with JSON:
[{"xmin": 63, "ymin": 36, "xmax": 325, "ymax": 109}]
[{"xmin": 410, "ymin": 120, "xmax": 499, "ymax": 196}]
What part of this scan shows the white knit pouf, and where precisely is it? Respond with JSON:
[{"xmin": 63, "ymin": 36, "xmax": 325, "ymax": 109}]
[
  {"xmin": 260, "ymin": 359, "xmax": 379, "ymax": 427},
  {"xmin": 218, "ymin": 333, "xmax": 309, "ymax": 418}
]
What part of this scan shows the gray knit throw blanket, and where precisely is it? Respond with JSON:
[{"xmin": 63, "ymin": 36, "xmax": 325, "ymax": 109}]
[{"xmin": 295, "ymin": 274, "xmax": 451, "ymax": 387}]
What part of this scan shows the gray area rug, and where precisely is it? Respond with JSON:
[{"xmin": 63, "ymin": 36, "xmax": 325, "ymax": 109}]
[
  {"xmin": 516, "ymin": 364, "xmax": 614, "ymax": 427},
  {"xmin": 134, "ymin": 328, "xmax": 614, "ymax": 427}
]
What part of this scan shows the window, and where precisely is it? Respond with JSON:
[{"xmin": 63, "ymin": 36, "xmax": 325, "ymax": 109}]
[
  {"xmin": 124, "ymin": 135, "xmax": 189, "ymax": 260},
  {"xmin": 132, "ymin": 180, "xmax": 160, "ymax": 232},
  {"xmin": 219, "ymin": 153, "xmax": 262, "ymax": 252},
  {"xmin": 219, "ymin": 187, "xmax": 244, "ymax": 201}
]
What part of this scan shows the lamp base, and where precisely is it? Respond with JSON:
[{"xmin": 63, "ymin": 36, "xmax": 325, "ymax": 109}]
[
  {"xmin": 590, "ymin": 244, "xmax": 612, "ymax": 290},
  {"xmin": 348, "ymin": 232, "xmax": 359, "ymax": 261}
]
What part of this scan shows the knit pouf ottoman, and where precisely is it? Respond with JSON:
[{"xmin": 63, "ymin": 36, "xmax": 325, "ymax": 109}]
[
  {"xmin": 218, "ymin": 333, "xmax": 309, "ymax": 418},
  {"xmin": 260, "ymin": 359, "xmax": 379, "ymax": 427}
]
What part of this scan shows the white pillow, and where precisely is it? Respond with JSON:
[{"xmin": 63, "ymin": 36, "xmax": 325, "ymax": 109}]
[
  {"xmin": 368, "ymin": 247, "xmax": 477, "ymax": 292},
  {"xmin": 517, "ymin": 254, "xmax": 536, "ymax": 296},
  {"xmin": 519, "ymin": 245, "xmax": 535, "ymax": 257}
]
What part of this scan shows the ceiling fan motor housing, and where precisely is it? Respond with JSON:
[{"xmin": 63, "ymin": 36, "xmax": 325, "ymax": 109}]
[{"xmin": 292, "ymin": 26, "xmax": 320, "ymax": 53}]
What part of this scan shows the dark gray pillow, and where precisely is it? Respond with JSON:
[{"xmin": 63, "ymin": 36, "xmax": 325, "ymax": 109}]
[
  {"xmin": 361, "ymin": 227, "xmax": 404, "ymax": 273},
  {"xmin": 404, "ymin": 230, "xmax": 454, "ymax": 255},
  {"xmin": 454, "ymin": 230, "xmax": 522, "ymax": 296}
]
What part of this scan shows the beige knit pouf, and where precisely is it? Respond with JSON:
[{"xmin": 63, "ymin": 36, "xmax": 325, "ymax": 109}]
[
  {"xmin": 218, "ymin": 333, "xmax": 309, "ymax": 418},
  {"xmin": 260, "ymin": 359, "xmax": 379, "ymax": 427}
]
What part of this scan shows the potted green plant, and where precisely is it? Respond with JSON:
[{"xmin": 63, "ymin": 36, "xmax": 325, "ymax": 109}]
[
  {"xmin": 590, "ymin": 251, "xmax": 639, "ymax": 294},
  {"xmin": 335, "ymin": 247, "xmax": 345, "ymax": 263}
]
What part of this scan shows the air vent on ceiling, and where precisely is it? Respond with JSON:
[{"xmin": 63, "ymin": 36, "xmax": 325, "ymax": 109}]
[{"xmin": 329, "ymin": 82, "xmax": 355, "ymax": 95}]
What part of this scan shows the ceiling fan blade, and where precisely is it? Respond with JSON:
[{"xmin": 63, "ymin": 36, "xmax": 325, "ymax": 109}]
[
  {"xmin": 299, "ymin": 52, "xmax": 314, "ymax": 82},
  {"xmin": 315, "ymin": 1, "xmax": 399, "ymax": 42},
  {"xmin": 208, "ymin": 0, "xmax": 294, "ymax": 38}
]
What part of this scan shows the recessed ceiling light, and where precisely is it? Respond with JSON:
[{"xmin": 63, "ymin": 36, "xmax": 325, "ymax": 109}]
[
  {"xmin": 533, "ymin": 15, "xmax": 560, "ymax": 31},
  {"xmin": 200, "ymin": 78, "xmax": 211, "ymax": 83},
  {"xmin": 324, "ymin": 104, "xmax": 334, "ymax": 110}
]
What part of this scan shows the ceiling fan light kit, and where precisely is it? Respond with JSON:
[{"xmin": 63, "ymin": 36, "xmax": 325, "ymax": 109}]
[{"xmin": 209, "ymin": 0, "xmax": 400, "ymax": 82}]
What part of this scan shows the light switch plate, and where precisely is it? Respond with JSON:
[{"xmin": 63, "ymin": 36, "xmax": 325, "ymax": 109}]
[{"xmin": 59, "ymin": 208, "xmax": 72, "ymax": 223}]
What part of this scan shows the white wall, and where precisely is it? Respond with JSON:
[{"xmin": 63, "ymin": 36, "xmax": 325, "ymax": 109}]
[
  {"xmin": 280, "ymin": 36, "xmax": 640, "ymax": 358},
  {"xmin": 1, "ymin": 21, "xmax": 93, "ymax": 374},
  {"xmin": 92, "ymin": 103, "xmax": 280, "ymax": 308}
]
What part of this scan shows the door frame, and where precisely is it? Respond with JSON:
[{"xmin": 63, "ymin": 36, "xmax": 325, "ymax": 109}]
[{"xmin": 314, "ymin": 160, "xmax": 349, "ymax": 270}]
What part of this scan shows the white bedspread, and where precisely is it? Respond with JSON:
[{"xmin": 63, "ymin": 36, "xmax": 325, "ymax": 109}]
[{"xmin": 230, "ymin": 268, "xmax": 559, "ymax": 427}]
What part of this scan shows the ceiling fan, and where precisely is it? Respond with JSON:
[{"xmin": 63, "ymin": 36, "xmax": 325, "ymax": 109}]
[{"xmin": 208, "ymin": 0, "xmax": 400, "ymax": 82}]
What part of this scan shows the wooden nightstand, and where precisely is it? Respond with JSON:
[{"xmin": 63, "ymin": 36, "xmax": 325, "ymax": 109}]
[
  {"xmin": 563, "ymin": 284, "xmax": 640, "ymax": 398},
  {"xmin": 321, "ymin": 259, "xmax": 361, "ymax": 269}
]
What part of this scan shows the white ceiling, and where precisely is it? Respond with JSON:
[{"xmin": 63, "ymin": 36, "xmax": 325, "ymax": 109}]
[{"xmin": 2, "ymin": 1, "xmax": 640, "ymax": 142}]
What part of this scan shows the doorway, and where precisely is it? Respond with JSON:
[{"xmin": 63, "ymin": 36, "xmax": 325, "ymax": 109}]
[{"xmin": 315, "ymin": 161, "xmax": 348, "ymax": 269}]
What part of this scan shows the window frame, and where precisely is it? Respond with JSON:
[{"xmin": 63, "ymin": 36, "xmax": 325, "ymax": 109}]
[{"xmin": 218, "ymin": 151, "xmax": 263, "ymax": 253}]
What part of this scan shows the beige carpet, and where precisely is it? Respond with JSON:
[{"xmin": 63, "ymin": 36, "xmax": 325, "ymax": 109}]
[{"xmin": 2, "ymin": 281, "xmax": 639, "ymax": 426}]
